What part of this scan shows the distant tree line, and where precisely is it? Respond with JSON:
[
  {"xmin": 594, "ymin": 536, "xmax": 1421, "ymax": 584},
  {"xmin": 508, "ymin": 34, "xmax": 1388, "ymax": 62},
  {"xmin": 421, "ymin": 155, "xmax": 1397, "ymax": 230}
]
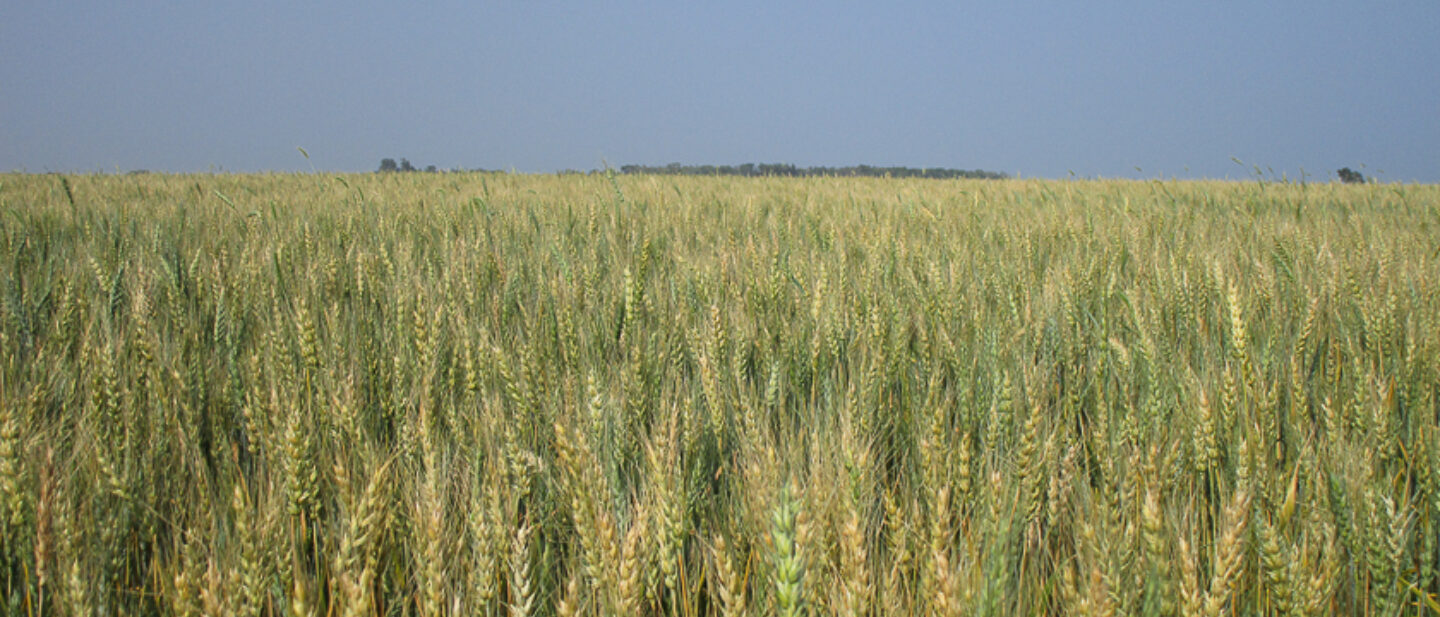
[
  {"xmin": 376, "ymin": 158, "xmax": 1007, "ymax": 179},
  {"xmin": 378, "ymin": 158, "xmax": 439, "ymax": 173},
  {"xmin": 618, "ymin": 162, "xmax": 1007, "ymax": 179},
  {"xmin": 1336, "ymin": 167, "xmax": 1366, "ymax": 184}
]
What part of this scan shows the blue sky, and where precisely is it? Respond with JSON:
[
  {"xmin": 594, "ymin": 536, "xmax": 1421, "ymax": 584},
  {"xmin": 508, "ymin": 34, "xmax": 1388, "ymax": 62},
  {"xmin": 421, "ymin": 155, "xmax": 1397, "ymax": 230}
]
[{"xmin": 3, "ymin": 1, "xmax": 1436, "ymax": 181}]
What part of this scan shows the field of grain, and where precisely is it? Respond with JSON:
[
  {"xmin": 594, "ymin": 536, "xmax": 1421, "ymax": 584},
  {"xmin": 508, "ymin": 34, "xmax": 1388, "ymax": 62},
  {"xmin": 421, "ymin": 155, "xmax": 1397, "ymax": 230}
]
[{"xmin": 0, "ymin": 172, "xmax": 1437, "ymax": 616}]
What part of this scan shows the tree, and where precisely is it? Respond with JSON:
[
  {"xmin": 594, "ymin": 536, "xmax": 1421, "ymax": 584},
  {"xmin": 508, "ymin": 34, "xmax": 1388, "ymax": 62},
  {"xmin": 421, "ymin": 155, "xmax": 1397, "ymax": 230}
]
[
  {"xmin": 400, "ymin": 158, "xmax": 416, "ymax": 172},
  {"xmin": 1337, "ymin": 167, "xmax": 1365, "ymax": 184},
  {"xmin": 378, "ymin": 158, "xmax": 399, "ymax": 173}
]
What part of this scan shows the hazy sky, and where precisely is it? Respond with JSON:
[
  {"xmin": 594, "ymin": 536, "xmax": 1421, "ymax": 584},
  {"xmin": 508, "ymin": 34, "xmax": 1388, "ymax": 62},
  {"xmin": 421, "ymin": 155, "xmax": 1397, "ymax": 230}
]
[{"xmin": 3, "ymin": 1, "xmax": 1437, "ymax": 181}]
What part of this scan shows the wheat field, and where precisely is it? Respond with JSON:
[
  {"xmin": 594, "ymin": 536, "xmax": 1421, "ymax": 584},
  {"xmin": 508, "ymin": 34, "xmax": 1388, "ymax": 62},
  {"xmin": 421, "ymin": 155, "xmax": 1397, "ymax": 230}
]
[{"xmin": 0, "ymin": 171, "xmax": 1437, "ymax": 616}]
